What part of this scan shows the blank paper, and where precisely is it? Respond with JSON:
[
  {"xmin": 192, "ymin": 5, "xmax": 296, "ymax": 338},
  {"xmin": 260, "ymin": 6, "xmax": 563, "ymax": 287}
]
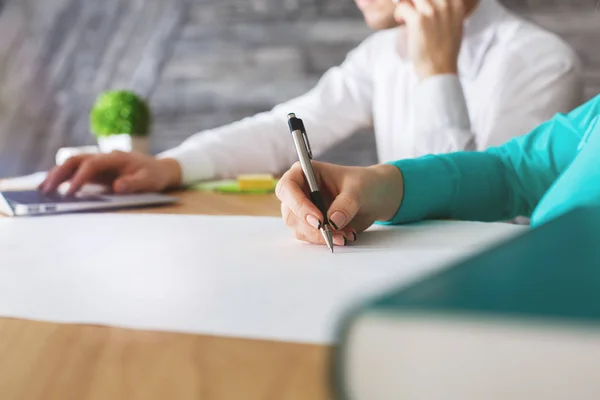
[{"xmin": 0, "ymin": 214, "xmax": 527, "ymax": 344}]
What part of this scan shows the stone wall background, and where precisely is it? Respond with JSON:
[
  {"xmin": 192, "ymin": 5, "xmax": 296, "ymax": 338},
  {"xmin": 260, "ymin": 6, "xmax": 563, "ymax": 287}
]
[{"xmin": 0, "ymin": 0, "xmax": 598, "ymax": 177}]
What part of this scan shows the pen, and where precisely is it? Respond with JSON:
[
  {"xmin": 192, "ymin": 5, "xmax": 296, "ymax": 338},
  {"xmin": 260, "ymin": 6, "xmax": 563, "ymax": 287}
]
[{"xmin": 287, "ymin": 113, "xmax": 335, "ymax": 253}]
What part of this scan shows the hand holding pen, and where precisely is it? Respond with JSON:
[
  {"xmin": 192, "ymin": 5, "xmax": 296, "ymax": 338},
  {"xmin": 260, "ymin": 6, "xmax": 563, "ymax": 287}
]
[{"xmin": 278, "ymin": 113, "xmax": 404, "ymax": 250}]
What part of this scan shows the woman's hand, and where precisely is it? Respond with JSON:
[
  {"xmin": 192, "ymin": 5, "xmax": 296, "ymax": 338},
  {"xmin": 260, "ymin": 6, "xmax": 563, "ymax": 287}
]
[
  {"xmin": 394, "ymin": 0, "xmax": 465, "ymax": 80},
  {"xmin": 276, "ymin": 161, "xmax": 404, "ymax": 246}
]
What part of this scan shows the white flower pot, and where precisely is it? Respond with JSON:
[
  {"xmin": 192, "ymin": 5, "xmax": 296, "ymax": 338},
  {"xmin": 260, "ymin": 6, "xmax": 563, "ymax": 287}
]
[{"xmin": 97, "ymin": 134, "xmax": 149, "ymax": 154}]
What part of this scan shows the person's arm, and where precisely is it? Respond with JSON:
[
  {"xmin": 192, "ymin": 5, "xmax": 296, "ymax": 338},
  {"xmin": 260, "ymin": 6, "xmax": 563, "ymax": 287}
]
[
  {"xmin": 158, "ymin": 35, "xmax": 378, "ymax": 184},
  {"xmin": 531, "ymin": 97, "xmax": 600, "ymax": 226},
  {"xmin": 387, "ymin": 97, "xmax": 600, "ymax": 224},
  {"xmin": 411, "ymin": 38, "xmax": 582, "ymax": 154}
]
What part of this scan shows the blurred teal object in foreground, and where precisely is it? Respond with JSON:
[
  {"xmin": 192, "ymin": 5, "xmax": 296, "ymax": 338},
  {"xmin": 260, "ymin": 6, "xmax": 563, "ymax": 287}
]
[
  {"xmin": 336, "ymin": 206, "xmax": 600, "ymax": 400},
  {"xmin": 90, "ymin": 91, "xmax": 151, "ymax": 138}
]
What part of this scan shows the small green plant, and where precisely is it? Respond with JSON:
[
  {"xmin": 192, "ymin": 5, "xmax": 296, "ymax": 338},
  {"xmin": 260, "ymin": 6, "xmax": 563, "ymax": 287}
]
[{"xmin": 90, "ymin": 91, "xmax": 151, "ymax": 137}]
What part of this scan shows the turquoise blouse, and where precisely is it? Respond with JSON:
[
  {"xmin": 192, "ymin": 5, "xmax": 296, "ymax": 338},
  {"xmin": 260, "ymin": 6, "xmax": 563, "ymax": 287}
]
[{"xmin": 389, "ymin": 95, "xmax": 600, "ymax": 227}]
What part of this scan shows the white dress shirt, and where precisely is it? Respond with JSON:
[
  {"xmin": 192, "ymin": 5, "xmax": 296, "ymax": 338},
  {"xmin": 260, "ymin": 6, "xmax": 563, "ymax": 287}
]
[{"xmin": 160, "ymin": 0, "xmax": 583, "ymax": 184}]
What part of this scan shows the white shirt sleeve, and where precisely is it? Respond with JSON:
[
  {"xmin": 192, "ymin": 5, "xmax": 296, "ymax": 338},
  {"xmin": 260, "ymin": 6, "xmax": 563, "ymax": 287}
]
[
  {"xmin": 412, "ymin": 75, "xmax": 474, "ymax": 151},
  {"xmin": 158, "ymin": 36, "xmax": 377, "ymax": 184},
  {"xmin": 411, "ymin": 44, "xmax": 582, "ymax": 154}
]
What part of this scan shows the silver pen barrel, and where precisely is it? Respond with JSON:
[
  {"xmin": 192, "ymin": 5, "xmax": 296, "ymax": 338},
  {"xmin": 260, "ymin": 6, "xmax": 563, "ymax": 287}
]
[
  {"xmin": 289, "ymin": 117, "xmax": 319, "ymax": 192},
  {"xmin": 287, "ymin": 113, "xmax": 335, "ymax": 253}
]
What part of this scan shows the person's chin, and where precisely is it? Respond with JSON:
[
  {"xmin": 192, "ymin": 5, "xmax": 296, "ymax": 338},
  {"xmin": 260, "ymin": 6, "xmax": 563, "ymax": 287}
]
[{"xmin": 365, "ymin": 18, "xmax": 403, "ymax": 31}]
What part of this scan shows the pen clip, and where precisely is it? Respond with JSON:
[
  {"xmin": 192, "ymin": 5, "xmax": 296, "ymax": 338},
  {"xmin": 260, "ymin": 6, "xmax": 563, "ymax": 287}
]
[{"xmin": 302, "ymin": 130, "xmax": 313, "ymax": 159}]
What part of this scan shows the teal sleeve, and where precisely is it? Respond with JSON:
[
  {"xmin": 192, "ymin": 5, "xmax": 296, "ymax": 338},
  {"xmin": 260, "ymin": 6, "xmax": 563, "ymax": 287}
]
[
  {"xmin": 531, "ymin": 102, "xmax": 600, "ymax": 226},
  {"xmin": 386, "ymin": 96, "xmax": 600, "ymax": 224}
]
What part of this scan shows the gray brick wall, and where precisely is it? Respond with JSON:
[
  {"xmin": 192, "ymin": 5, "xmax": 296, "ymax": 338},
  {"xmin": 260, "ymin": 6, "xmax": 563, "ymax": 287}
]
[
  {"xmin": 0, "ymin": 0, "xmax": 598, "ymax": 177},
  {"xmin": 152, "ymin": 3, "xmax": 371, "ymax": 152}
]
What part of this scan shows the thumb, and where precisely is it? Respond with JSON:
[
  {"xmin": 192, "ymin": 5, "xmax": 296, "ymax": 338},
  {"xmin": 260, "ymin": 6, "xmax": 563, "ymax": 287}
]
[
  {"xmin": 394, "ymin": 1, "xmax": 418, "ymax": 25},
  {"xmin": 113, "ymin": 169, "xmax": 154, "ymax": 194},
  {"xmin": 327, "ymin": 192, "xmax": 361, "ymax": 231}
]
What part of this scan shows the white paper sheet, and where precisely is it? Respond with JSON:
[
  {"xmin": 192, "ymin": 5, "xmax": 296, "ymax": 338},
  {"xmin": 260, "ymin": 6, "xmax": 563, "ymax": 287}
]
[{"xmin": 0, "ymin": 214, "xmax": 527, "ymax": 344}]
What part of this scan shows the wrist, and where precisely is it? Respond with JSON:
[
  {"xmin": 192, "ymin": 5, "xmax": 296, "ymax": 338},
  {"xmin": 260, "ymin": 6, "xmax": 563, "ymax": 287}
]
[
  {"xmin": 157, "ymin": 158, "xmax": 183, "ymax": 189},
  {"xmin": 368, "ymin": 164, "xmax": 404, "ymax": 222},
  {"xmin": 416, "ymin": 62, "xmax": 458, "ymax": 80}
]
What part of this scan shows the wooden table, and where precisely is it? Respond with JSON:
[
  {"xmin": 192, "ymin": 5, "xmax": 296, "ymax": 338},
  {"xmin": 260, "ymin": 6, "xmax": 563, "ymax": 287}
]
[{"xmin": 0, "ymin": 191, "xmax": 332, "ymax": 400}]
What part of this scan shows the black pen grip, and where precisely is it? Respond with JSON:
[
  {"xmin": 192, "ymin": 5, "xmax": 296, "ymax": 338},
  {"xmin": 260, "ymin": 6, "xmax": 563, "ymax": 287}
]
[{"xmin": 309, "ymin": 190, "xmax": 329, "ymax": 227}]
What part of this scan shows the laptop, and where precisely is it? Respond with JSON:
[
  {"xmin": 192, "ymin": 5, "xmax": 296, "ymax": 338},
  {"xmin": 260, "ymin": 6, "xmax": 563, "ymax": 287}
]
[{"xmin": 0, "ymin": 190, "xmax": 178, "ymax": 216}]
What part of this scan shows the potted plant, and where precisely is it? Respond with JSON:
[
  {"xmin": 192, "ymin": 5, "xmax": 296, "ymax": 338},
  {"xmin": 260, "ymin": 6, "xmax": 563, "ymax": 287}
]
[{"xmin": 90, "ymin": 90, "xmax": 152, "ymax": 154}]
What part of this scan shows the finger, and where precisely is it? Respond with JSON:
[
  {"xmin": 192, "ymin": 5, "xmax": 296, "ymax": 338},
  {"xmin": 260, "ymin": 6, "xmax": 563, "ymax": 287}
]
[
  {"xmin": 332, "ymin": 233, "xmax": 346, "ymax": 247},
  {"xmin": 394, "ymin": 1, "xmax": 420, "ymax": 24},
  {"xmin": 430, "ymin": 0, "xmax": 449, "ymax": 11},
  {"xmin": 336, "ymin": 226, "xmax": 358, "ymax": 244},
  {"xmin": 412, "ymin": 0, "xmax": 434, "ymax": 15},
  {"xmin": 281, "ymin": 203, "xmax": 325, "ymax": 245},
  {"xmin": 113, "ymin": 169, "xmax": 154, "ymax": 194},
  {"xmin": 345, "ymin": 227, "xmax": 359, "ymax": 243},
  {"xmin": 449, "ymin": 0, "xmax": 465, "ymax": 18},
  {"xmin": 349, "ymin": 215, "xmax": 376, "ymax": 236},
  {"xmin": 282, "ymin": 203, "xmax": 352, "ymax": 246},
  {"xmin": 430, "ymin": 0, "xmax": 456, "ymax": 20},
  {"xmin": 276, "ymin": 163, "xmax": 324, "ymax": 228},
  {"xmin": 41, "ymin": 155, "xmax": 88, "ymax": 193},
  {"xmin": 67, "ymin": 152, "xmax": 126, "ymax": 195},
  {"xmin": 327, "ymin": 192, "xmax": 361, "ymax": 231},
  {"xmin": 295, "ymin": 229, "xmax": 347, "ymax": 247},
  {"xmin": 432, "ymin": 0, "xmax": 465, "ymax": 23}
]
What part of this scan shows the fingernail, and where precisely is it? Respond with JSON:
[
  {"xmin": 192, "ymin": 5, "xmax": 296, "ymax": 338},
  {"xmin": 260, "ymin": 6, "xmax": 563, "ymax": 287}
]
[
  {"xmin": 333, "ymin": 234, "xmax": 345, "ymax": 246},
  {"xmin": 329, "ymin": 211, "xmax": 347, "ymax": 230},
  {"xmin": 306, "ymin": 215, "xmax": 321, "ymax": 230},
  {"xmin": 344, "ymin": 231, "xmax": 356, "ymax": 242},
  {"xmin": 352, "ymin": 231, "xmax": 357, "ymax": 242}
]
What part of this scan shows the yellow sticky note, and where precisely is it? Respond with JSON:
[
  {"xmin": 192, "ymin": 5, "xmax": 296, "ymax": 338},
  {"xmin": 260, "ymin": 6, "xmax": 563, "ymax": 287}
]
[{"xmin": 237, "ymin": 174, "xmax": 276, "ymax": 191}]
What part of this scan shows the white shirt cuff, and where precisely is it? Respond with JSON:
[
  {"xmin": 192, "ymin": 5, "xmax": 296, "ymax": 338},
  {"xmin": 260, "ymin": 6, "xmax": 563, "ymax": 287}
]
[
  {"xmin": 414, "ymin": 74, "xmax": 472, "ymax": 146},
  {"xmin": 158, "ymin": 146, "xmax": 216, "ymax": 185}
]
